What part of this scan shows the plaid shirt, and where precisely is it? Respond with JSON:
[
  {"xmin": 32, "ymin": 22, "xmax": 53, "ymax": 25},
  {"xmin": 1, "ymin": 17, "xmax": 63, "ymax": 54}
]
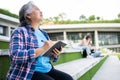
[{"xmin": 6, "ymin": 25, "xmax": 49, "ymax": 80}]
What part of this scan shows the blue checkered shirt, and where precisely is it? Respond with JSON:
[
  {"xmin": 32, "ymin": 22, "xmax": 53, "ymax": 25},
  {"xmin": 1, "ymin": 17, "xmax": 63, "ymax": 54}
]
[{"xmin": 6, "ymin": 25, "xmax": 50, "ymax": 80}]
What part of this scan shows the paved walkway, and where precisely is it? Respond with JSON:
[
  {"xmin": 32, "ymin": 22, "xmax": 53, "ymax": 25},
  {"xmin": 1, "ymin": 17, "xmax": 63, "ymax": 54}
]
[{"xmin": 92, "ymin": 55, "xmax": 120, "ymax": 80}]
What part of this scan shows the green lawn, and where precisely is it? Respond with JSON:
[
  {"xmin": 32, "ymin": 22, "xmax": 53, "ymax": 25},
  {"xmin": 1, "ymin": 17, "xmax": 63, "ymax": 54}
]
[
  {"xmin": 0, "ymin": 41, "xmax": 9, "ymax": 49},
  {"xmin": 52, "ymin": 52, "xmax": 82, "ymax": 65}
]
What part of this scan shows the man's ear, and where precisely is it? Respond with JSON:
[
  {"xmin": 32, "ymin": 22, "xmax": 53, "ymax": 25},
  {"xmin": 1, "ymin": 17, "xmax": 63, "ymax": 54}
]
[{"xmin": 26, "ymin": 14, "xmax": 31, "ymax": 19}]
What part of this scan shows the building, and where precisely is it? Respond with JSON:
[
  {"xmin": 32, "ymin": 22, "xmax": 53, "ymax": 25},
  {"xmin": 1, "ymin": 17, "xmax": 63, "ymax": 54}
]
[
  {"xmin": 0, "ymin": 13, "xmax": 120, "ymax": 52},
  {"xmin": 40, "ymin": 24, "xmax": 120, "ymax": 53},
  {"xmin": 0, "ymin": 13, "xmax": 19, "ymax": 49}
]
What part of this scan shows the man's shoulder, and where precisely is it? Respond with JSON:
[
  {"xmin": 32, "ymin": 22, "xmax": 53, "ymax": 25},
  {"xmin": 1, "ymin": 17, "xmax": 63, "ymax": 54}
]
[
  {"xmin": 15, "ymin": 26, "xmax": 28, "ymax": 32},
  {"xmin": 12, "ymin": 27, "xmax": 28, "ymax": 36}
]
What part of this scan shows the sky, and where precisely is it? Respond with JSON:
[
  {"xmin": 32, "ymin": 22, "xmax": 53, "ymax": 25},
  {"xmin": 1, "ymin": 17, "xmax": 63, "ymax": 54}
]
[{"xmin": 0, "ymin": 0, "xmax": 120, "ymax": 20}]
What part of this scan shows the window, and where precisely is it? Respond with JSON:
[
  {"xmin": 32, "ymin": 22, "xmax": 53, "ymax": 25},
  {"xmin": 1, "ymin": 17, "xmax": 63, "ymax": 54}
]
[
  {"xmin": 48, "ymin": 32, "xmax": 63, "ymax": 41},
  {"xmin": 0, "ymin": 25, "xmax": 7, "ymax": 36},
  {"xmin": 0, "ymin": 27, "xmax": 3, "ymax": 34},
  {"xmin": 67, "ymin": 32, "xmax": 94, "ymax": 44},
  {"xmin": 98, "ymin": 32, "xmax": 120, "ymax": 46},
  {"xmin": 10, "ymin": 27, "xmax": 15, "ymax": 34}
]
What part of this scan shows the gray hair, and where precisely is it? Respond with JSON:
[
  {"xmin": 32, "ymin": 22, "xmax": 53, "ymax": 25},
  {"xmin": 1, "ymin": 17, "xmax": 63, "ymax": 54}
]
[{"xmin": 19, "ymin": 1, "xmax": 34, "ymax": 26}]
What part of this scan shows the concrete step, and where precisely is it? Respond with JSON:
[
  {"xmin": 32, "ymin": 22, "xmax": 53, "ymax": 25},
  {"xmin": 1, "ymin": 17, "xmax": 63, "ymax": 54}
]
[{"xmin": 55, "ymin": 57, "xmax": 104, "ymax": 80}]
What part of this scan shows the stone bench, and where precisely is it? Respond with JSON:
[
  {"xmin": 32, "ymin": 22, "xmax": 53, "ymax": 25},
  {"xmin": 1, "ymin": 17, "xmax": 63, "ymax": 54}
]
[{"xmin": 54, "ymin": 57, "xmax": 104, "ymax": 80}]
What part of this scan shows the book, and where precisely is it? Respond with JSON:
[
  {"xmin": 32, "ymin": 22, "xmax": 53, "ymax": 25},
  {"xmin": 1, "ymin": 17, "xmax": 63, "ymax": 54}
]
[{"xmin": 43, "ymin": 41, "xmax": 67, "ymax": 57}]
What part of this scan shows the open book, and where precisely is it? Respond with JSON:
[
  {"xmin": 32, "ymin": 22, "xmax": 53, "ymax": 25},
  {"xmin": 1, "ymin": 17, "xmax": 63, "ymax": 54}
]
[{"xmin": 43, "ymin": 41, "xmax": 67, "ymax": 57}]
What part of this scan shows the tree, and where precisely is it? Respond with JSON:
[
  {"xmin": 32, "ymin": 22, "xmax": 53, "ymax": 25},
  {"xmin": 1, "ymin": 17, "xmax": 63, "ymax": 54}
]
[
  {"xmin": 117, "ymin": 13, "xmax": 120, "ymax": 19},
  {"xmin": 89, "ymin": 15, "xmax": 95, "ymax": 21},
  {"xmin": 49, "ymin": 17, "xmax": 53, "ymax": 21},
  {"xmin": 53, "ymin": 16, "xmax": 59, "ymax": 23},
  {"xmin": 58, "ymin": 13, "xmax": 66, "ymax": 20},
  {"xmin": 79, "ymin": 14, "xmax": 86, "ymax": 20},
  {"xmin": 96, "ymin": 16, "xmax": 100, "ymax": 20}
]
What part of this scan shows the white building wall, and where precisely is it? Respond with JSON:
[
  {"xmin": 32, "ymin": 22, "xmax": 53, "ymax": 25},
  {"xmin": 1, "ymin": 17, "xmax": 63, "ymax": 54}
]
[{"xmin": 0, "ymin": 15, "xmax": 19, "ymax": 42}]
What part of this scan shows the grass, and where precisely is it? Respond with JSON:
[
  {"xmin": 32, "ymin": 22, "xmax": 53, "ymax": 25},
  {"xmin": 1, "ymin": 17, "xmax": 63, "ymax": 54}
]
[
  {"xmin": 52, "ymin": 52, "xmax": 82, "ymax": 65},
  {"xmin": 78, "ymin": 55, "xmax": 108, "ymax": 80},
  {"xmin": 0, "ymin": 41, "xmax": 9, "ymax": 49},
  {"xmin": 0, "ymin": 55, "xmax": 10, "ymax": 80}
]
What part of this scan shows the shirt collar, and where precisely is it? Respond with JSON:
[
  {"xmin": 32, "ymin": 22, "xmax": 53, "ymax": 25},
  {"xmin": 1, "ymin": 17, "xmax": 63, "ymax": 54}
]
[{"xmin": 25, "ymin": 25, "xmax": 35, "ymax": 31}]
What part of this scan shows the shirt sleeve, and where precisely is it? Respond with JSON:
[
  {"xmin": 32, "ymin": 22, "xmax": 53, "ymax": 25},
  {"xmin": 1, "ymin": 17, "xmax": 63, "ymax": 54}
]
[
  {"xmin": 9, "ymin": 29, "xmax": 36, "ymax": 64},
  {"xmin": 51, "ymin": 55, "xmax": 60, "ymax": 62}
]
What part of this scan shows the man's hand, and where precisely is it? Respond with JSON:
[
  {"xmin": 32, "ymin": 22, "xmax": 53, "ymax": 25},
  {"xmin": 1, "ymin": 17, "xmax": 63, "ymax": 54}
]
[{"xmin": 52, "ymin": 47, "xmax": 62, "ymax": 58}]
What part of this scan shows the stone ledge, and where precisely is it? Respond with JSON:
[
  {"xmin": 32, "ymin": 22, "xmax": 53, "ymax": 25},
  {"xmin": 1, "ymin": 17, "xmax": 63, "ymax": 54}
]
[{"xmin": 0, "ymin": 49, "xmax": 9, "ymax": 55}]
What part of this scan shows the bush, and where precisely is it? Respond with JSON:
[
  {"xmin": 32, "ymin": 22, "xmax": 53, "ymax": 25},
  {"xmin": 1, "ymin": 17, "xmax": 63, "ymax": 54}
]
[{"xmin": 0, "ymin": 8, "xmax": 18, "ymax": 18}]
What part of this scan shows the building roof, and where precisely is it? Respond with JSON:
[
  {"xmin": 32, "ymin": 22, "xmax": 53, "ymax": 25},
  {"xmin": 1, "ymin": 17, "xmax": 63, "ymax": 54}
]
[
  {"xmin": 40, "ymin": 23, "xmax": 120, "ymax": 33},
  {"xmin": 0, "ymin": 13, "xmax": 19, "ymax": 23},
  {"xmin": 40, "ymin": 23, "xmax": 120, "ymax": 29}
]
